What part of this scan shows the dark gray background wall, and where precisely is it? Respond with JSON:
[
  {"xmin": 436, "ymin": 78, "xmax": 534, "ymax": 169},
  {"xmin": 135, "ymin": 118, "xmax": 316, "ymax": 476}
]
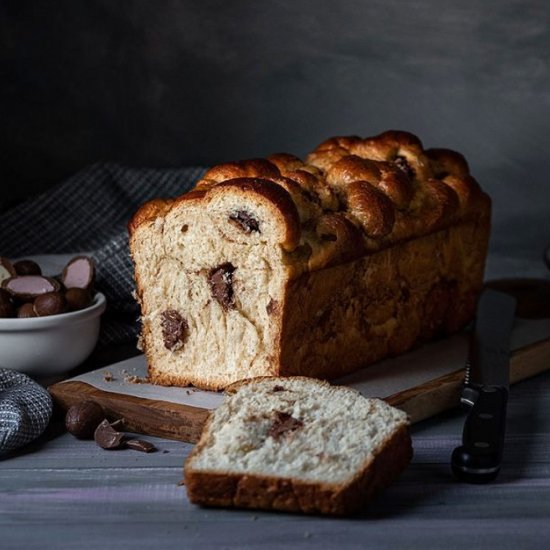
[{"xmin": 1, "ymin": 1, "xmax": 549, "ymax": 274}]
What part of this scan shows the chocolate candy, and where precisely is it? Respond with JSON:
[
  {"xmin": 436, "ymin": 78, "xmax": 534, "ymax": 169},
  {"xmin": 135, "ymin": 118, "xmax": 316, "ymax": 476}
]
[
  {"xmin": 33, "ymin": 291, "xmax": 66, "ymax": 316},
  {"xmin": 208, "ymin": 262, "xmax": 236, "ymax": 310},
  {"xmin": 0, "ymin": 255, "xmax": 96, "ymax": 318},
  {"xmin": 65, "ymin": 287, "xmax": 92, "ymax": 312},
  {"xmin": 160, "ymin": 309, "xmax": 188, "ymax": 350},
  {"xmin": 62, "ymin": 256, "xmax": 95, "ymax": 290},
  {"xmin": 0, "ymin": 288, "xmax": 14, "ymax": 318},
  {"xmin": 126, "ymin": 439, "xmax": 157, "ymax": 453},
  {"xmin": 229, "ymin": 210, "xmax": 261, "ymax": 233},
  {"xmin": 0, "ymin": 257, "xmax": 16, "ymax": 285},
  {"xmin": 16, "ymin": 303, "xmax": 37, "ymax": 318},
  {"xmin": 65, "ymin": 401, "xmax": 106, "ymax": 439},
  {"xmin": 13, "ymin": 259, "xmax": 42, "ymax": 276},
  {"xmin": 2, "ymin": 275, "xmax": 61, "ymax": 302},
  {"xmin": 94, "ymin": 419, "xmax": 127, "ymax": 450}
]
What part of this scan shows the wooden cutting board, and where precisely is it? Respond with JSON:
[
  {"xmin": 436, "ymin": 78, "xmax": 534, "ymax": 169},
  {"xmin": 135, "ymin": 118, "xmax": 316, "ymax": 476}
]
[{"xmin": 49, "ymin": 316, "xmax": 550, "ymax": 443}]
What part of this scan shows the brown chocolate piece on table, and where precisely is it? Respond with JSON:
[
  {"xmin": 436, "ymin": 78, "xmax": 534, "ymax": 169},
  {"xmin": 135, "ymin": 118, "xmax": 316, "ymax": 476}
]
[
  {"xmin": 13, "ymin": 259, "xmax": 42, "ymax": 276},
  {"xmin": 94, "ymin": 419, "xmax": 127, "ymax": 450},
  {"xmin": 126, "ymin": 439, "xmax": 157, "ymax": 453},
  {"xmin": 62, "ymin": 256, "xmax": 95, "ymax": 290},
  {"xmin": 65, "ymin": 401, "xmax": 106, "ymax": 439},
  {"xmin": 33, "ymin": 291, "xmax": 67, "ymax": 316},
  {"xmin": 2, "ymin": 275, "xmax": 61, "ymax": 302}
]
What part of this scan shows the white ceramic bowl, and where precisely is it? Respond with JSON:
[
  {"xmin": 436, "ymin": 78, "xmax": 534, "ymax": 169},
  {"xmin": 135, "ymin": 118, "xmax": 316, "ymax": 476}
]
[{"xmin": 0, "ymin": 292, "xmax": 106, "ymax": 376}]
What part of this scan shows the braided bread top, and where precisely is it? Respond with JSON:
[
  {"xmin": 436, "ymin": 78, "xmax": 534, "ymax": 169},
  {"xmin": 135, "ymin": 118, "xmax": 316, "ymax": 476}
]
[{"xmin": 131, "ymin": 130, "xmax": 490, "ymax": 274}]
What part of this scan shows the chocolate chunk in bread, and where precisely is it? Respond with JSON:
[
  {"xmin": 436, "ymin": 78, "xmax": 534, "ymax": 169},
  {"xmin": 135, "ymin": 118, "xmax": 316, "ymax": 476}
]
[
  {"xmin": 208, "ymin": 263, "xmax": 236, "ymax": 310},
  {"xmin": 267, "ymin": 411, "xmax": 304, "ymax": 439},
  {"xmin": 161, "ymin": 310, "xmax": 188, "ymax": 351},
  {"xmin": 229, "ymin": 210, "xmax": 261, "ymax": 233},
  {"xmin": 393, "ymin": 155, "xmax": 415, "ymax": 179}
]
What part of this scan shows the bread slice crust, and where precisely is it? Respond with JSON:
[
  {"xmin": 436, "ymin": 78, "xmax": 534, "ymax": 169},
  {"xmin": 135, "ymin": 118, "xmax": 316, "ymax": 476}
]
[
  {"xmin": 185, "ymin": 425, "xmax": 411, "ymax": 516},
  {"xmin": 184, "ymin": 377, "xmax": 413, "ymax": 516}
]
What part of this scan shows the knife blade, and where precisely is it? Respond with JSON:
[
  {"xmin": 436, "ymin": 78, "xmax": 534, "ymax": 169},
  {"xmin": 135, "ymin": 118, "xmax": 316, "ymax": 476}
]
[{"xmin": 451, "ymin": 288, "xmax": 516, "ymax": 483}]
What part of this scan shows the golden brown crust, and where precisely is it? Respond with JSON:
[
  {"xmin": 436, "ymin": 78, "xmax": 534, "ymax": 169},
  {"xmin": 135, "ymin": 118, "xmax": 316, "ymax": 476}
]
[
  {"xmin": 310, "ymin": 212, "xmax": 366, "ymax": 269},
  {"xmin": 196, "ymin": 158, "xmax": 280, "ymax": 189},
  {"xmin": 209, "ymin": 177, "xmax": 302, "ymax": 251},
  {"xmin": 424, "ymin": 147, "xmax": 470, "ymax": 177},
  {"xmin": 266, "ymin": 153, "xmax": 305, "ymax": 173},
  {"xmin": 129, "ymin": 130, "xmax": 491, "ymax": 392},
  {"xmin": 346, "ymin": 181, "xmax": 396, "ymax": 237},
  {"xmin": 420, "ymin": 178, "xmax": 461, "ymax": 231},
  {"xmin": 184, "ymin": 424, "xmax": 412, "ymax": 516},
  {"xmin": 128, "ymin": 190, "xmax": 209, "ymax": 236},
  {"xmin": 148, "ymin": 364, "xmax": 229, "ymax": 391},
  {"xmin": 130, "ymin": 130, "xmax": 489, "ymax": 272},
  {"xmin": 278, "ymin": 218, "xmax": 490, "ymax": 380},
  {"xmin": 128, "ymin": 198, "xmax": 173, "ymax": 236}
]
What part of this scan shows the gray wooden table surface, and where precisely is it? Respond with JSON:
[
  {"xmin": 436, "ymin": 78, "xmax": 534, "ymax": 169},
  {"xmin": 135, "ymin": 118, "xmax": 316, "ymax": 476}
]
[
  {"xmin": 2, "ymin": 203, "xmax": 549, "ymax": 549},
  {"xmin": 1, "ymin": 367, "xmax": 550, "ymax": 550}
]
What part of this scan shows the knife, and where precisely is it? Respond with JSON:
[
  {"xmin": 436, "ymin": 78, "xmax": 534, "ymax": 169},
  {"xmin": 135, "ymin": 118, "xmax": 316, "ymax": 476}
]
[{"xmin": 451, "ymin": 288, "xmax": 516, "ymax": 483}]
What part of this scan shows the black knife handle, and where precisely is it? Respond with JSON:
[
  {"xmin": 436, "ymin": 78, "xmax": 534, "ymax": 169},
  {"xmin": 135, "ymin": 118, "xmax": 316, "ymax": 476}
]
[{"xmin": 451, "ymin": 386, "xmax": 508, "ymax": 483}]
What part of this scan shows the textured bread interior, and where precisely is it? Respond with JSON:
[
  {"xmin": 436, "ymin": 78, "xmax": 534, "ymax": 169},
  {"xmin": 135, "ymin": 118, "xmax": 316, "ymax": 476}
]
[
  {"xmin": 187, "ymin": 377, "xmax": 408, "ymax": 483},
  {"xmin": 129, "ymin": 131, "xmax": 491, "ymax": 390},
  {"xmin": 130, "ymin": 187, "xmax": 291, "ymax": 389},
  {"xmin": 184, "ymin": 377, "xmax": 413, "ymax": 515}
]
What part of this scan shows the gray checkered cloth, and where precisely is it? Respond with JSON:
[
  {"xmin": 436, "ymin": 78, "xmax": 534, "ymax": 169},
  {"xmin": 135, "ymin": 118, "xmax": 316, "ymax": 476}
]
[
  {"xmin": 0, "ymin": 163, "xmax": 204, "ymax": 455},
  {"xmin": 0, "ymin": 162, "xmax": 205, "ymax": 346},
  {"xmin": 0, "ymin": 368, "xmax": 53, "ymax": 456}
]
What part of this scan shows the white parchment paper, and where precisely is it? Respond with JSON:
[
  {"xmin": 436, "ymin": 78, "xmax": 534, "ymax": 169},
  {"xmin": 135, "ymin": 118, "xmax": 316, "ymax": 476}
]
[{"xmin": 61, "ymin": 317, "xmax": 550, "ymax": 410}]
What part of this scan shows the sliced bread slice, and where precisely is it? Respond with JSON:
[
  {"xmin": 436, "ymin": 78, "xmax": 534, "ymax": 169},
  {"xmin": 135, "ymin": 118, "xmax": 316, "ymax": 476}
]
[{"xmin": 184, "ymin": 377, "xmax": 412, "ymax": 516}]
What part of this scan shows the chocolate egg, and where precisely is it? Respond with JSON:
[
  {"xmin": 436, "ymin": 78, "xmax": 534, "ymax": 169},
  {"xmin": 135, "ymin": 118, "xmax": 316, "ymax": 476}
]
[
  {"xmin": 33, "ymin": 291, "xmax": 66, "ymax": 316},
  {"xmin": 62, "ymin": 256, "xmax": 95, "ymax": 290},
  {"xmin": 65, "ymin": 287, "xmax": 93, "ymax": 311},
  {"xmin": 2, "ymin": 275, "xmax": 61, "ymax": 302},
  {"xmin": 13, "ymin": 259, "xmax": 42, "ymax": 276},
  {"xmin": 65, "ymin": 401, "xmax": 105, "ymax": 439},
  {"xmin": 16, "ymin": 303, "xmax": 37, "ymax": 318},
  {"xmin": 0, "ymin": 288, "xmax": 15, "ymax": 318}
]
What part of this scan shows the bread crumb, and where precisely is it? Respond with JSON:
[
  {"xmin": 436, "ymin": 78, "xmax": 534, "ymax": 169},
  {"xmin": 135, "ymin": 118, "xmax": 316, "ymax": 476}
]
[
  {"xmin": 124, "ymin": 375, "xmax": 149, "ymax": 384},
  {"xmin": 177, "ymin": 479, "xmax": 186, "ymax": 486},
  {"xmin": 103, "ymin": 371, "xmax": 114, "ymax": 382}
]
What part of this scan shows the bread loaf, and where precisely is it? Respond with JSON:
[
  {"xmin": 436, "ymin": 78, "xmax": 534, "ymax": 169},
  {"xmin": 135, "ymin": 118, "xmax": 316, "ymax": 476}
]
[
  {"xmin": 184, "ymin": 376, "xmax": 412, "ymax": 516},
  {"xmin": 129, "ymin": 130, "xmax": 490, "ymax": 390}
]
